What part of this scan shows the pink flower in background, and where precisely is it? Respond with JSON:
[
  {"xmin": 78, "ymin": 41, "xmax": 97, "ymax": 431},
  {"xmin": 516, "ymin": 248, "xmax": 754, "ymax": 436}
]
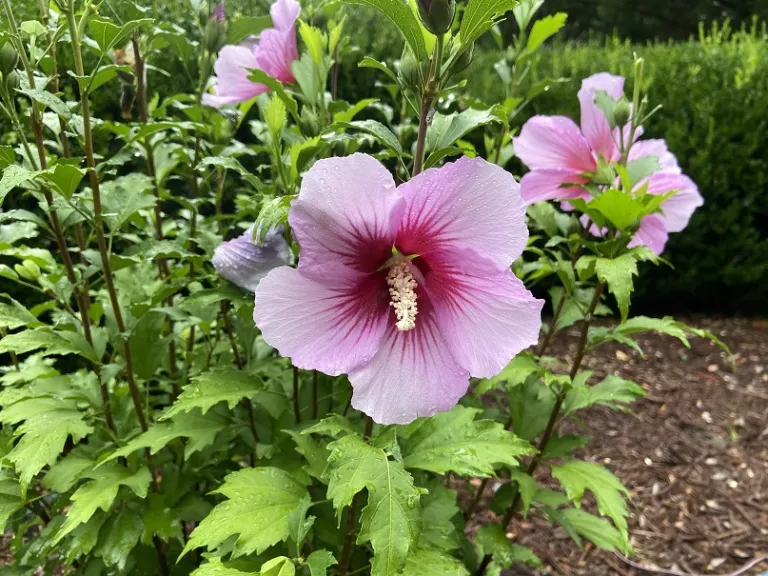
[
  {"xmin": 202, "ymin": 0, "xmax": 300, "ymax": 108},
  {"xmin": 513, "ymin": 73, "xmax": 630, "ymax": 205},
  {"xmin": 253, "ymin": 154, "xmax": 543, "ymax": 424},
  {"xmin": 212, "ymin": 225, "xmax": 292, "ymax": 292}
]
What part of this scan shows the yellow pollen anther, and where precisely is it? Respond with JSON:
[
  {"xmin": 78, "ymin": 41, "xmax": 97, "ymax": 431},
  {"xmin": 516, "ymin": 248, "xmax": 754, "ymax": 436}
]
[{"xmin": 386, "ymin": 262, "xmax": 418, "ymax": 332}]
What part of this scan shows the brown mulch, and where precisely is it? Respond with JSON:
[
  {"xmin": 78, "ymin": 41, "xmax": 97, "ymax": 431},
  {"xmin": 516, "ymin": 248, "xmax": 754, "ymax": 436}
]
[{"xmin": 466, "ymin": 317, "xmax": 768, "ymax": 576}]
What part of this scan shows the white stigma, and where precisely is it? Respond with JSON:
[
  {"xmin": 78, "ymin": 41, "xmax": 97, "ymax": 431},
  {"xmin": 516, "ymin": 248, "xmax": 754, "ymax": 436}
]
[{"xmin": 387, "ymin": 261, "xmax": 418, "ymax": 332}]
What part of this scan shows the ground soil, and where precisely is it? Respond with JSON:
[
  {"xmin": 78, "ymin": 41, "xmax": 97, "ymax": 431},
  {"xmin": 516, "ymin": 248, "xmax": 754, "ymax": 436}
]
[{"xmin": 466, "ymin": 317, "xmax": 768, "ymax": 576}]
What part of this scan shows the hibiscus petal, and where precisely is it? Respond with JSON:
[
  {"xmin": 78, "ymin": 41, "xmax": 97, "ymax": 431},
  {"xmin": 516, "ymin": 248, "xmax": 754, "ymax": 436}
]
[
  {"xmin": 514, "ymin": 116, "xmax": 596, "ymax": 172},
  {"xmin": 270, "ymin": 0, "xmax": 301, "ymax": 31},
  {"xmin": 428, "ymin": 253, "xmax": 543, "ymax": 378},
  {"xmin": 629, "ymin": 213, "xmax": 669, "ymax": 255},
  {"xmin": 212, "ymin": 225, "xmax": 292, "ymax": 292},
  {"xmin": 256, "ymin": 28, "xmax": 298, "ymax": 84},
  {"xmin": 646, "ymin": 173, "xmax": 703, "ymax": 233},
  {"xmin": 349, "ymin": 305, "xmax": 469, "ymax": 425},
  {"xmin": 396, "ymin": 156, "xmax": 527, "ymax": 269},
  {"xmin": 578, "ymin": 73, "xmax": 624, "ymax": 161},
  {"xmin": 520, "ymin": 168, "xmax": 590, "ymax": 205},
  {"xmin": 628, "ymin": 139, "xmax": 681, "ymax": 174},
  {"xmin": 254, "ymin": 265, "xmax": 389, "ymax": 376},
  {"xmin": 290, "ymin": 154, "xmax": 405, "ymax": 272},
  {"xmin": 204, "ymin": 45, "xmax": 267, "ymax": 108}
]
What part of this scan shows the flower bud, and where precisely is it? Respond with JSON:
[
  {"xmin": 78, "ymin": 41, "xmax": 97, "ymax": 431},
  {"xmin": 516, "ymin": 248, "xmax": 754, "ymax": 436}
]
[
  {"xmin": 399, "ymin": 48, "xmax": 428, "ymax": 92},
  {"xmin": 613, "ymin": 95, "xmax": 630, "ymax": 128},
  {"xmin": 417, "ymin": 0, "xmax": 455, "ymax": 35},
  {"xmin": 451, "ymin": 42, "xmax": 474, "ymax": 75},
  {"xmin": 0, "ymin": 42, "xmax": 19, "ymax": 77},
  {"xmin": 205, "ymin": 3, "xmax": 228, "ymax": 53},
  {"xmin": 5, "ymin": 70, "xmax": 19, "ymax": 92}
]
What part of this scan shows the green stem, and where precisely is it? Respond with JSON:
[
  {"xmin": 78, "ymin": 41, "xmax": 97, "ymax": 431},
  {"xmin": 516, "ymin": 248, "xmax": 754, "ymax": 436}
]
[{"xmin": 412, "ymin": 36, "xmax": 443, "ymax": 177}]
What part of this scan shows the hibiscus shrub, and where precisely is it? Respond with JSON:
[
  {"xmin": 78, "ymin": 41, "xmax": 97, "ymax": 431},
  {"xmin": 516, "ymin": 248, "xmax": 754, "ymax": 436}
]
[{"xmin": 0, "ymin": 0, "xmax": 726, "ymax": 575}]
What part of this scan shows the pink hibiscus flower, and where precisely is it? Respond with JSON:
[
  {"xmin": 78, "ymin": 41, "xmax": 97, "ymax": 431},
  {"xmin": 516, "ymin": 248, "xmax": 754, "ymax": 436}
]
[
  {"xmin": 202, "ymin": 0, "xmax": 300, "ymax": 108},
  {"xmin": 253, "ymin": 154, "xmax": 543, "ymax": 424}
]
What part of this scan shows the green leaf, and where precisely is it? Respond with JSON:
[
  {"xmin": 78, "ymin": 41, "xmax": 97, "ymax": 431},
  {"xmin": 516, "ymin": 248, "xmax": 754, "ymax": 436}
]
[
  {"xmin": 402, "ymin": 549, "xmax": 469, "ymax": 576},
  {"xmin": 17, "ymin": 88, "xmax": 71, "ymax": 119},
  {"xmin": 592, "ymin": 90, "xmax": 617, "ymax": 129},
  {"xmin": 41, "ymin": 164, "xmax": 86, "ymax": 199},
  {"xmin": 508, "ymin": 470, "xmax": 537, "ymax": 516},
  {"xmin": 54, "ymin": 465, "xmax": 152, "ymax": 543},
  {"xmin": 477, "ymin": 353, "xmax": 539, "ymax": 394},
  {"xmin": 420, "ymin": 482, "xmax": 460, "ymax": 551},
  {"xmin": 358, "ymin": 57, "xmax": 399, "ymax": 84},
  {"xmin": 198, "ymin": 156, "xmax": 263, "ymax": 189},
  {"xmin": 344, "ymin": 0, "xmax": 427, "ymax": 61},
  {"xmin": 0, "ymin": 165, "xmax": 41, "ymax": 205},
  {"xmin": 551, "ymin": 461, "xmax": 630, "ymax": 539},
  {"xmin": 507, "ymin": 376, "xmax": 556, "ymax": 440},
  {"xmin": 100, "ymin": 173, "xmax": 156, "ymax": 231},
  {"xmin": 564, "ymin": 374, "xmax": 644, "ymax": 415},
  {"xmin": 227, "ymin": 15, "xmax": 272, "ymax": 44},
  {"xmin": 0, "ymin": 146, "xmax": 16, "ymax": 169},
  {"xmin": 87, "ymin": 18, "xmax": 154, "ymax": 53},
  {"xmin": 183, "ymin": 467, "xmax": 309, "ymax": 558},
  {"xmin": 525, "ymin": 12, "xmax": 567, "ymax": 53},
  {"xmin": 0, "ymin": 475, "xmax": 23, "ymax": 531},
  {"xmin": 325, "ymin": 435, "xmax": 424, "ymax": 575},
  {"xmin": 577, "ymin": 253, "xmax": 638, "ymax": 321},
  {"xmin": 44, "ymin": 453, "xmax": 95, "ymax": 493},
  {"xmin": 193, "ymin": 557, "xmax": 257, "ymax": 576},
  {"xmin": 475, "ymin": 524, "xmax": 541, "ymax": 569},
  {"xmin": 265, "ymin": 94, "xmax": 287, "ymax": 140},
  {"xmin": 556, "ymin": 508, "xmax": 626, "ymax": 552},
  {"xmin": 163, "ymin": 367, "xmax": 266, "ymax": 419},
  {"xmin": 306, "ymin": 550, "xmax": 337, "ymax": 576},
  {"xmin": 102, "ymin": 411, "xmax": 228, "ymax": 463},
  {"xmin": 402, "ymin": 406, "xmax": 533, "ymax": 476},
  {"xmin": 426, "ymin": 108, "xmax": 501, "ymax": 153},
  {"xmin": 302, "ymin": 415, "xmax": 357, "ymax": 438},
  {"xmin": 0, "ymin": 329, "xmax": 97, "ymax": 362},
  {"xmin": 285, "ymin": 430, "xmax": 328, "ymax": 482},
  {"xmin": 0, "ymin": 296, "xmax": 39, "ymax": 330},
  {"xmin": 94, "ymin": 508, "xmax": 143, "ymax": 570},
  {"xmin": 333, "ymin": 98, "xmax": 379, "ymax": 123},
  {"xmin": 588, "ymin": 188, "xmax": 644, "ymax": 230},
  {"xmin": 458, "ymin": 0, "xmax": 518, "ymax": 48},
  {"xmin": 626, "ymin": 156, "xmax": 661, "ymax": 188},
  {"xmin": 298, "ymin": 21, "xmax": 327, "ymax": 66},
  {"xmin": 261, "ymin": 558, "xmax": 296, "ymax": 576},
  {"xmin": 247, "ymin": 69, "xmax": 300, "ymax": 123},
  {"xmin": 255, "ymin": 196, "xmax": 294, "ymax": 242},
  {"xmin": 333, "ymin": 120, "xmax": 403, "ymax": 155}
]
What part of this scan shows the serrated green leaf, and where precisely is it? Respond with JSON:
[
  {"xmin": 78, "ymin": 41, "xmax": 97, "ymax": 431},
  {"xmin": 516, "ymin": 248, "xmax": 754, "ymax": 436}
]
[
  {"xmin": 344, "ymin": 0, "xmax": 427, "ymax": 61},
  {"xmin": 557, "ymin": 508, "xmax": 626, "ymax": 552},
  {"xmin": 459, "ymin": 0, "xmax": 518, "ymax": 48},
  {"xmin": 44, "ymin": 453, "xmax": 94, "ymax": 493},
  {"xmin": 475, "ymin": 524, "xmax": 541, "ymax": 569},
  {"xmin": 298, "ymin": 21, "xmax": 327, "ymax": 66},
  {"xmin": 402, "ymin": 548, "xmax": 469, "ymax": 576},
  {"xmin": 261, "ymin": 557, "xmax": 296, "ymax": 576},
  {"xmin": 402, "ymin": 406, "xmax": 533, "ymax": 476},
  {"xmin": 197, "ymin": 156, "xmax": 262, "ymax": 190},
  {"xmin": 525, "ymin": 12, "xmax": 566, "ymax": 53},
  {"xmin": 94, "ymin": 508, "xmax": 143, "ymax": 570},
  {"xmin": 426, "ymin": 108, "xmax": 501, "ymax": 154},
  {"xmin": 54, "ymin": 465, "xmax": 152, "ymax": 543},
  {"xmin": 358, "ymin": 57, "xmax": 399, "ymax": 84},
  {"xmin": 325, "ymin": 435, "xmax": 424, "ymax": 575},
  {"xmin": 17, "ymin": 88, "xmax": 71, "ymax": 119},
  {"xmin": 88, "ymin": 18, "xmax": 154, "ymax": 53},
  {"xmin": 626, "ymin": 156, "xmax": 661, "ymax": 187},
  {"xmin": 588, "ymin": 188, "xmax": 644, "ymax": 230},
  {"xmin": 477, "ymin": 353, "xmax": 539, "ymax": 394},
  {"xmin": 302, "ymin": 415, "xmax": 357, "ymax": 438},
  {"xmin": 193, "ymin": 557, "xmax": 258, "ymax": 576},
  {"xmin": 164, "ymin": 367, "xmax": 266, "ymax": 419},
  {"xmin": 227, "ymin": 15, "xmax": 272, "ymax": 44},
  {"xmin": 306, "ymin": 550, "xmax": 337, "ymax": 576},
  {"xmin": 0, "ymin": 329, "xmax": 97, "ymax": 362},
  {"xmin": 0, "ymin": 474, "xmax": 23, "ymax": 531},
  {"xmin": 183, "ymin": 467, "xmax": 309, "ymax": 558},
  {"xmin": 0, "ymin": 296, "xmax": 39, "ymax": 330},
  {"xmin": 40, "ymin": 164, "xmax": 86, "ymax": 199},
  {"xmin": 564, "ymin": 374, "xmax": 644, "ymax": 415},
  {"xmin": 551, "ymin": 461, "xmax": 630, "ymax": 539},
  {"xmin": 508, "ymin": 470, "xmax": 537, "ymax": 516},
  {"xmin": 577, "ymin": 253, "xmax": 638, "ymax": 321},
  {"xmin": 285, "ymin": 430, "xmax": 328, "ymax": 481},
  {"xmin": 255, "ymin": 195, "xmax": 294, "ymax": 242},
  {"xmin": 333, "ymin": 98, "xmax": 379, "ymax": 123},
  {"xmin": 420, "ymin": 482, "xmax": 460, "ymax": 551},
  {"xmin": 100, "ymin": 173, "xmax": 156, "ymax": 231},
  {"xmin": 247, "ymin": 69, "xmax": 300, "ymax": 122},
  {"xmin": 508, "ymin": 375, "xmax": 556, "ymax": 440},
  {"xmin": 265, "ymin": 94, "xmax": 287, "ymax": 140},
  {"xmin": 332, "ymin": 120, "xmax": 403, "ymax": 155},
  {"xmin": 0, "ymin": 165, "xmax": 41, "ymax": 205},
  {"xmin": 103, "ymin": 411, "xmax": 227, "ymax": 463}
]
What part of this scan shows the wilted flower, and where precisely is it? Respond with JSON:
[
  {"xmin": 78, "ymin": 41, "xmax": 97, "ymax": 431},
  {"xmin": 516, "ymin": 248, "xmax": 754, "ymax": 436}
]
[
  {"xmin": 212, "ymin": 225, "xmax": 292, "ymax": 292},
  {"xmin": 202, "ymin": 0, "xmax": 300, "ymax": 108},
  {"xmin": 254, "ymin": 154, "xmax": 543, "ymax": 424}
]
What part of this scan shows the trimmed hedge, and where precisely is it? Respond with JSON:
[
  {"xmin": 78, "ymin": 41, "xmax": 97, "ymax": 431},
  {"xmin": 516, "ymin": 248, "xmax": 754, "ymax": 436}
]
[{"xmin": 465, "ymin": 22, "xmax": 768, "ymax": 315}]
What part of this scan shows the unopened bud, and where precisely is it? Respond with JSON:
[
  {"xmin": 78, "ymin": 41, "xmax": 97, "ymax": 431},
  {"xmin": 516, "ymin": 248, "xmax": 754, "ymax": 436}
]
[
  {"xmin": 212, "ymin": 2, "xmax": 226, "ymax": 23},
  {"xmin": 205, "ymin": 3, "xmax": 228, "ymax": 52},
  {"xmin": 5, "ymin": 70, "xmax": 19, "ymax": 91},
  {"xmin": 451, "ymin": 42, "xmax": 474, "ymax": 75},
  {"xmin": 399, "ymin": 48, "xmax": 428, "ymax": 92},
  {"xmin": 613, "ymin": 95, "xmax": 630, "ymax": 128},
  {"xmin": 417, "ymin": 0, "xmax": 455, "ymax": 35},
  {"xmin": 0, "ymin": 42, "xmax": 18, "ymax": 77}
]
